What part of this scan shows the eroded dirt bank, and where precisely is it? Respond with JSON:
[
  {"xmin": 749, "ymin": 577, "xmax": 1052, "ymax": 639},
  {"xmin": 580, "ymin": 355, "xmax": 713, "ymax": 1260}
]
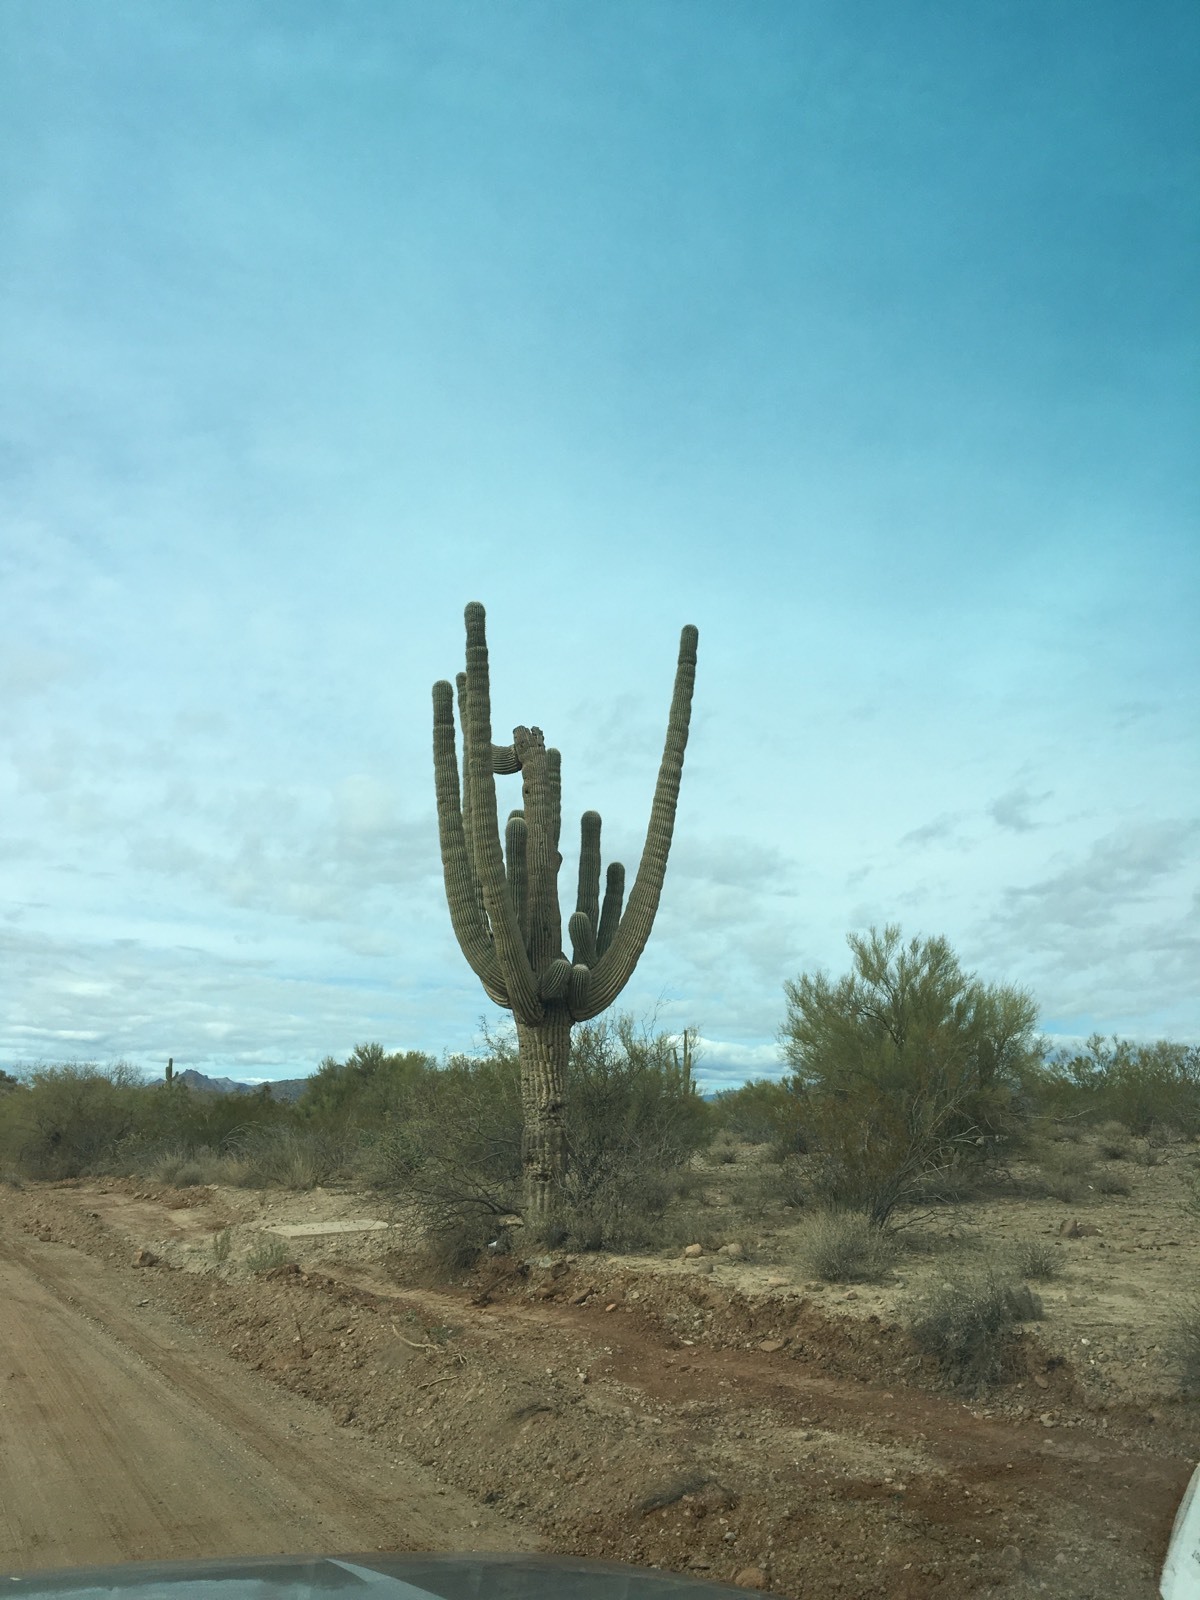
[{"xmin": 2, "ymin": 1179, "xmax": 1193, "ymax": 1599}]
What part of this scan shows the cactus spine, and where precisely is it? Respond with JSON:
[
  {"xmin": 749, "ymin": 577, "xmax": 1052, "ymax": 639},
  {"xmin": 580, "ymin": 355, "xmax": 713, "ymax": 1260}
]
[{"xmin": 433, "ymin": 602, "xmax": 698, "ymax": 1221}]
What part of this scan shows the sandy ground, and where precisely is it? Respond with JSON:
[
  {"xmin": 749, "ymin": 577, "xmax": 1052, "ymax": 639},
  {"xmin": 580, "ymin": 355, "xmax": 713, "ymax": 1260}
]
[{"xmin": 1, "ymin": 1148, "xmax": 1196, "ymax": 1599}]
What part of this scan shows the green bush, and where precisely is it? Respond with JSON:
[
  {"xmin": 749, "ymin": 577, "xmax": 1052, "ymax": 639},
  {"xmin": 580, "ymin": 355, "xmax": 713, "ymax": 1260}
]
[
  {"xmin": 798, "ymin": 1210, "xmax": 898, "ymax": 1283},
  {"xmin": 780, "ymin": 926, "xmax": 1040, "ymax": 1223},
  {"xmin": 906, "ymin": 1269, "xmax": 1041, "ymax": 1387}
]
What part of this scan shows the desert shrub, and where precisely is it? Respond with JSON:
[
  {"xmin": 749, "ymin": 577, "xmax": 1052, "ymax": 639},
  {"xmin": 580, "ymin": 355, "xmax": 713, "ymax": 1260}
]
[
  {"xmin": 1166, "ymin": 1299, "xmax": 1200, "ymax": 1395},
  {"xmin": 373, "ymin": 1017, "xmax": 713, "ymax": 1266},
  {"xmin": 297, "ymin": 1043, "xmax": 433, "ymax": 1131},
  {"xmin": 1010, "ymin": 1239, "xmax": 1060, "ymax": 1280},
  {"xmin": 225, "ymin": 1125, "xmax": 349, "ymax": 1189},
  {"xmin": 712, "ymin": 1133, "xmax": 739, "ymax": 1164},
  {"xmin": 780, "ymin": 927, "xmax": 1040, "ymax": 1223},
  {"xmin": 798, "ymin": 1210, "xmax": 898, "ymax": 1283},
  {"xmin": 773, "ymin": 1154, "xmax": 808, "ymax": 1210},
  {"xmin": 906, "ymin": 1269, "xmax": 1041, "ymax": 1387},
  {"xmin": 1095, "ymin": 1121, "xmax": 1133, "ymax": 1160},
  {"xmin": 1094, "ymin": 1169, "xmax": 1132, "ymax": 1196},
  {"xmin": 709, "ymin": 1078, "xmax": 799, "ymax": 1147},
  {"xmin": 146, "ymin": 1149, "xmax": 216, "ymax": 1187},
  {"xmin": 1129, "ymin": 1136, "xmax": 1165, "ymax": 1167},
  {"xmin": 370, "ymin": 1046, "xmax": 524, "ymax": 1266},
  {"xmin": 210, "ymin": 1227, "xmax": 232, "ymax": 1266},
  {"xmin": 0, "ymin": 1063, "xmax": 149, "ymax": 1178},
  {"xmin": 1027, "ymin": 1140, "xmax": 1096, "ymax": 1201},
  {"xmin": 245, "ymin": 1236, "xmax": 291, "ymax": 1273},
  {"xmin": 1036, "ymin": 1037, "xmax": 1200, "ymax": 1136}
]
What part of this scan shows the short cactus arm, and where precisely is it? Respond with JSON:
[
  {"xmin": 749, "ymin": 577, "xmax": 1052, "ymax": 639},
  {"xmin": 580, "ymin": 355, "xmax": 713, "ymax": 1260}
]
[
  {"xmin": 596, "ymin": 862, "xmax": 625, "ymax": 957},
  {"xmin": 462, "ymin": 603, "xmax": 542, "ymax": 1022},
  {"xmin": 432, "ymin": 679, "xmax": 508, "ymax": 1007},
  {"xmin": 574, "ymin": 624, "xmax": 698, "ymax": 1020}
]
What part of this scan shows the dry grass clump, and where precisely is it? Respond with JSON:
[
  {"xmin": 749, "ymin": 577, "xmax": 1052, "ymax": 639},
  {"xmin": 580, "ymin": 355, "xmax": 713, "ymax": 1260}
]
[
  {"xmin": 798, "ymin": 1210, "xmax": 898, "ymax": 1284},
  {"xmin": 906, "ymin": 1268, "xmax": 1042, "ymax": 1388},
  {"xmin": 1009, "ymin": 1238, "xmax": 1061, "ymax": 1281}
]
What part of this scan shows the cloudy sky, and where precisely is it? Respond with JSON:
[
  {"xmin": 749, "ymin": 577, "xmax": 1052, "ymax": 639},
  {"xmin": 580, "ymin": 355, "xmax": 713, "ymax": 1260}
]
[{"xmin": 3, "ymin": 2, "xmax": 1197, "ymax": 1090}]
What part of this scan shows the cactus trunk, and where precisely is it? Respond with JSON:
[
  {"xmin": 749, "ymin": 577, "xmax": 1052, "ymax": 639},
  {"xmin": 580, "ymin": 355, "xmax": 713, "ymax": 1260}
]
[
  {"xmin": 515, "ymin": 1007, "xmax": 571, "ymax": 1223},
  {"xmin": 432, "ymin": 602, "xmax": 697, "ymax": 1224}
]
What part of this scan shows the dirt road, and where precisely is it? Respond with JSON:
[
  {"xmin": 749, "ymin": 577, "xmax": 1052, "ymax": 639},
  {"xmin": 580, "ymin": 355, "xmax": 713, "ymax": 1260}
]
[
  {"xmin": 2, "ymin": 1177, "xmax": 1194, "ymax": 1598},
  {"xmin": 0, "ymin": 1222, "xmax": 537, "ymax": 1575}
]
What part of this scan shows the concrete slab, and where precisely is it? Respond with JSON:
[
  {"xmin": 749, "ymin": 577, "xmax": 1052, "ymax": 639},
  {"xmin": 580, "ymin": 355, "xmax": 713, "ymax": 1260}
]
[{"xmin": 264, "ymin": 1220, "xmax": 390, "ymax": 1239}]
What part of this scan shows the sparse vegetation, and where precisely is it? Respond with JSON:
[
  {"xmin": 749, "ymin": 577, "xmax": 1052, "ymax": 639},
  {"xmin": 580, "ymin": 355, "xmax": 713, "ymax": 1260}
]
[{"xmin": 245, "ymin": 1236, "xmax": 291, "ymax": 1273}]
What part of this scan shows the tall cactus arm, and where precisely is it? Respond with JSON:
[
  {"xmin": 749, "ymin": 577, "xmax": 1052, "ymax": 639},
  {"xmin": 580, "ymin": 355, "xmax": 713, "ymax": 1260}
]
[
  {"xmin": 569, "ymin": 910, "xmax": 598, "ymax": 968},
  {"xmin": 505, "ymin": 811, "xmax": 529, "ymax": 943},
  {"xmin": 462, "ymin": 603, "xmax": 543, "ymax": 1023},
  {"xmin": 573, "ymin": 623, "xmax": 698, "ymax": 1020},
  {"xmin": 517, "ymin": 726, "xmax": 563, "ymax": 974},
  {"xmin": 596, "ymin": 861, "xmax": 625, "ymax": 957},
  {"xmin": 576, "ymin": 810, "xmax": 602, "ymax": 930},
  {"xmin": 432, "ymin": 679, "xmax": 509, "ymax": 1007}
]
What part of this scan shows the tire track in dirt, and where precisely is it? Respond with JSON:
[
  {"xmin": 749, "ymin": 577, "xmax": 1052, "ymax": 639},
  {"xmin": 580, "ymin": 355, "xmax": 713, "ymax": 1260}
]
[{"xmin": 0, "ymin": 1227, "xmax": 539, "ymax": 1575}]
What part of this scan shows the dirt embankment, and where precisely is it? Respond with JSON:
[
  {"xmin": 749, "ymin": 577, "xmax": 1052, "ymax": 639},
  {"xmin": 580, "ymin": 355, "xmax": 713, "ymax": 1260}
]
[{"xmin": 2, "ymin": 1177, "xmax": 1194, "ymax": 1600}]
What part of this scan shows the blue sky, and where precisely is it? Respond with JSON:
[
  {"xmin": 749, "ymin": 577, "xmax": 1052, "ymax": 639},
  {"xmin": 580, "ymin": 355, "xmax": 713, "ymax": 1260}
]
[{"xmin": 2, "ymin": 1, "xmax": 1197, "ymax": 1089}]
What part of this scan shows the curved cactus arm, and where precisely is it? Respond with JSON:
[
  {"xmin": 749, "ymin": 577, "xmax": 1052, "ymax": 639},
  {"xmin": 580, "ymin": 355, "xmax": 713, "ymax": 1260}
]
[
  {"xmin": 574, "ymin": 624, "xmax": 698, "ymax": 1021},
  {"xmin": 576, "ymin": 810, "xmax": 601, "ymax": 930},
  {"xmin": 432, "ymin": 679, "xmax": 509, "ymax": 1007},
  {"xmin": 462, "ymin": 603, "xmax": 542, "ymax": 1023},
  {"xmin": 596, "ymin": 861, "xmax": 625, "ymax": 957},
  {"xmin": 569, "ymin": 910, "xmax": 597, "ymax": 968}
]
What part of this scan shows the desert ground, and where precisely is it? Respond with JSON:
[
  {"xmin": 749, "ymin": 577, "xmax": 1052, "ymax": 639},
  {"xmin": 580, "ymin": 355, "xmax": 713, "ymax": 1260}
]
[{"xmin": 1, "ymin": 1138, "xmax": 1195, "ymax": 1599}]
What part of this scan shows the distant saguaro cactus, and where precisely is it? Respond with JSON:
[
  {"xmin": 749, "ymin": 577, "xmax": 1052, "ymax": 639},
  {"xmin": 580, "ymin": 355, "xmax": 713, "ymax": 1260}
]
[{"xmin": 433, "ymin": 602, "xmax": 698, "ymax": 1222}]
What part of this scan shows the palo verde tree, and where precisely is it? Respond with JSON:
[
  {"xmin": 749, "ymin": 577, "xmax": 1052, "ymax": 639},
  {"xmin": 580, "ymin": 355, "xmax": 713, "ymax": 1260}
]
[{"xmin": 432, "ymin": 602, "xmax": 698, "ymax": 1223}]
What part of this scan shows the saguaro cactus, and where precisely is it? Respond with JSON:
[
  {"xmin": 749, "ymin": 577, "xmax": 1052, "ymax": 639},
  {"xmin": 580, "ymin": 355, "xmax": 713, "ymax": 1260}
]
[{"xmin": 433, "ymin": 602, "xmax": 698, "ymax": 1222}]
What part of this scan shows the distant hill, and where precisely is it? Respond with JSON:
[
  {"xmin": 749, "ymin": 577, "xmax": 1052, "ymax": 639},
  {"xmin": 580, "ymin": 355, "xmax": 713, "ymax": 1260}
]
[{"xmin": 174, "ymin": 1069, "xmax": 309, "ymax": 1103}]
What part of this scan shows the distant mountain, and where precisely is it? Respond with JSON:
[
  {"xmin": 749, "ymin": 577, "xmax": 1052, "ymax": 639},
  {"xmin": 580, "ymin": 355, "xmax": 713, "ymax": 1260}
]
[{"xmin": 174, "ymin": 1069, "xmax": 309, "ymax": 1103}]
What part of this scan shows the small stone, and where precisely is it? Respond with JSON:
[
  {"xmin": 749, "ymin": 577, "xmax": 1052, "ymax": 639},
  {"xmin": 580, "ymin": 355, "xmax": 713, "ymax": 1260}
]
[
  {"xmin": 759, "ymin": 1339, "xmax": 785, "ymax": 1353},
  {"xmin": 765, "ymin": 1275, "xmax": 788, "ymax": 1287},
  {"xmin": 132, "ymin": 1247, "xmax": 159, "ymax": 1267},
  {"xmin": 683, "ymin": 1243, "xmax": 704, "ymax": 1258},
  {"xmin": 605, "ymin": 1302, "xmax": 618, "ymax": 1313},
  {"xmin": 718, "ymin": 1242, "xmax": 745, "ymax": 1258},
  {"xmin": 733, "ymin": 1566, "xmax": 767, "ymax": 1589},
  {"xmin": 1039, "ymin": 1413, "xmax": 1055, "ymax": 1426}
]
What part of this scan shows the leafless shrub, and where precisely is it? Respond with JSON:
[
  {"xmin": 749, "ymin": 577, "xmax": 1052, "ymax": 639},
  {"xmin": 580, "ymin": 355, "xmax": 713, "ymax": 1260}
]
[{"xmin": 798, "ymin": 1210, "xmax": 898, "ymax": 1283}]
